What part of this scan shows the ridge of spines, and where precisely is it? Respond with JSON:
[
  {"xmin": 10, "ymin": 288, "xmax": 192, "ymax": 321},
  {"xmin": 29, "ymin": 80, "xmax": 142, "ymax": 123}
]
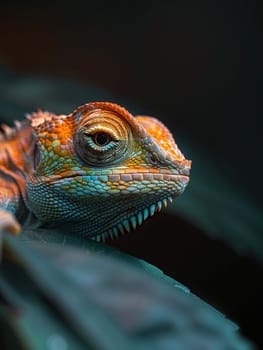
[
  {"xmin": 0, "ymin": 119, "xmax": 30, "ymax": 142},
  {"xmin": 0, "ymin": 108, "xmax": 55, "ymax": 142}
]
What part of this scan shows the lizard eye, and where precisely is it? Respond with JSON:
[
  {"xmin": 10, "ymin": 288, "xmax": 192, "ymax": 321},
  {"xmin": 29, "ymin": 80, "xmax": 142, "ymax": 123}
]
[
  {"xmin": 74, "ymin": 111, "xmax": 131, "ymax": 167},
  {"xmin": 92, "ymin": 132, "xmax": 112, "ymax": 147}
]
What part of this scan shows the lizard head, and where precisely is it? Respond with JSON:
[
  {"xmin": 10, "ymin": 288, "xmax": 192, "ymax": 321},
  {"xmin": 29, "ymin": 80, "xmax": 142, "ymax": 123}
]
[{"xmin": 27, "ymin": 102, "xmax": 191, "ymax": 241}]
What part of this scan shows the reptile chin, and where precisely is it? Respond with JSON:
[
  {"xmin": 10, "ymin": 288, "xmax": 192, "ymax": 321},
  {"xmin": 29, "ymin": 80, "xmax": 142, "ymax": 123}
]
[
  {"xmin": 87, "ymin": 174, "xmax": 189, "ymax": 242},
  {"xmin": 93, "ymin": 194, "xmax": 175, "ymax": 242}
]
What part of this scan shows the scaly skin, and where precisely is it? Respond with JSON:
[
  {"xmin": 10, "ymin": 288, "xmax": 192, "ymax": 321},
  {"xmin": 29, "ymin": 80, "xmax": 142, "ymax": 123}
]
[{"xmin": 0, "ymin": 102, "xmax": 191, "ymax": 241}]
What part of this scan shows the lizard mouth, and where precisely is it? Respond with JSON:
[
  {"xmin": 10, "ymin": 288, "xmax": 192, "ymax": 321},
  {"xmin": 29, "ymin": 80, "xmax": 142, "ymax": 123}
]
[{"xmin": 41, "ymin": 170, "xmax": 189, "ymax": 185}]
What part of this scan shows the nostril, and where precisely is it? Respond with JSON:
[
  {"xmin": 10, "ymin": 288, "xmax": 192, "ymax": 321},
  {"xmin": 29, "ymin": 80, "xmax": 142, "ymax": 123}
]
[{"xmin": 150, "ymin": 155, "xmax": 158, "ymax": 165}]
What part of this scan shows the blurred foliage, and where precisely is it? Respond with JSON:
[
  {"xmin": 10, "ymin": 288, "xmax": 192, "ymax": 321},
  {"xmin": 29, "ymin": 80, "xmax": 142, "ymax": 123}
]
[{"xmin": 0, "ymin": 231, "xmax": 254, "ymax": 350}]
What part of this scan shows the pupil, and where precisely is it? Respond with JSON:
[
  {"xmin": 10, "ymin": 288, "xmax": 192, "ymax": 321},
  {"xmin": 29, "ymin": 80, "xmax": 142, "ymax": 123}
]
[{"xmin": 94, "ymin": 132, "xmax": 110, "ymax": 146}]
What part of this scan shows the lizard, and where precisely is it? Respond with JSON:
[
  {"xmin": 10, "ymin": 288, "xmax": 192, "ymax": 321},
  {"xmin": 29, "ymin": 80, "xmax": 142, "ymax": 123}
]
[{"xmin": 0, "ymin": 102, "xmax": 191, "ymax": 242}]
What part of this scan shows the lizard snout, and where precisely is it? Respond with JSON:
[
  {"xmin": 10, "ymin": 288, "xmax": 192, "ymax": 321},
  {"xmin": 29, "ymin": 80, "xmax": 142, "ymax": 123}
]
[{"xmin": 178, "ymin": 159, "xmax": 191, "ymax": 176}]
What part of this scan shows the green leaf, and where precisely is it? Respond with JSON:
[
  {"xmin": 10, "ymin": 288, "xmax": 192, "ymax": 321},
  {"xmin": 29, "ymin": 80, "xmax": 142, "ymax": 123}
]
[{"xmin": 0, "ymin": 232, "xmax": 254, "ymax": 350}]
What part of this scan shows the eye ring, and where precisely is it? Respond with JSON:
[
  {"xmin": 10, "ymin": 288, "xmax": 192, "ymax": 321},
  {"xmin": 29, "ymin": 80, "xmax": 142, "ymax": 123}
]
[
  {"xmin": 92, "ymin": 132, "xmax": 112, "ymax": 147},
  {"xmin": 74, "ymin": 113, "xmax": 131, "ymax": 167}
]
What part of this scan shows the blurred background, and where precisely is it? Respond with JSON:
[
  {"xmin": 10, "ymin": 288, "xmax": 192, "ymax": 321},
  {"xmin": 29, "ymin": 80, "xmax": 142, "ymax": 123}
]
[{"xmin": 0, "ymin": 0, "xmax": 261, "ymax": 347}]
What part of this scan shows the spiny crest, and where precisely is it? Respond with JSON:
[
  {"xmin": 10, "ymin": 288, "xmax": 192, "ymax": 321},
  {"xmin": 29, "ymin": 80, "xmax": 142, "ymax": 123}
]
[
  {"xmin": 0, "ymin": 110, "xmax": 55, "ymax": 143},
  {"xmin": 0, "ymin": 120, "xmax": 29, "ymax": 142},
  {"xmin": 26, "ymin": 109, "xmax": 56, "ymax": 128}
]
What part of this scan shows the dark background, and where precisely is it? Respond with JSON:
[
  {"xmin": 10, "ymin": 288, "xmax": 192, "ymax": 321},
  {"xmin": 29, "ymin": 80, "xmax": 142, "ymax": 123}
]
[{"xmin": 0, "ymin": 0, "xmax": 261, "ymax": 347}]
